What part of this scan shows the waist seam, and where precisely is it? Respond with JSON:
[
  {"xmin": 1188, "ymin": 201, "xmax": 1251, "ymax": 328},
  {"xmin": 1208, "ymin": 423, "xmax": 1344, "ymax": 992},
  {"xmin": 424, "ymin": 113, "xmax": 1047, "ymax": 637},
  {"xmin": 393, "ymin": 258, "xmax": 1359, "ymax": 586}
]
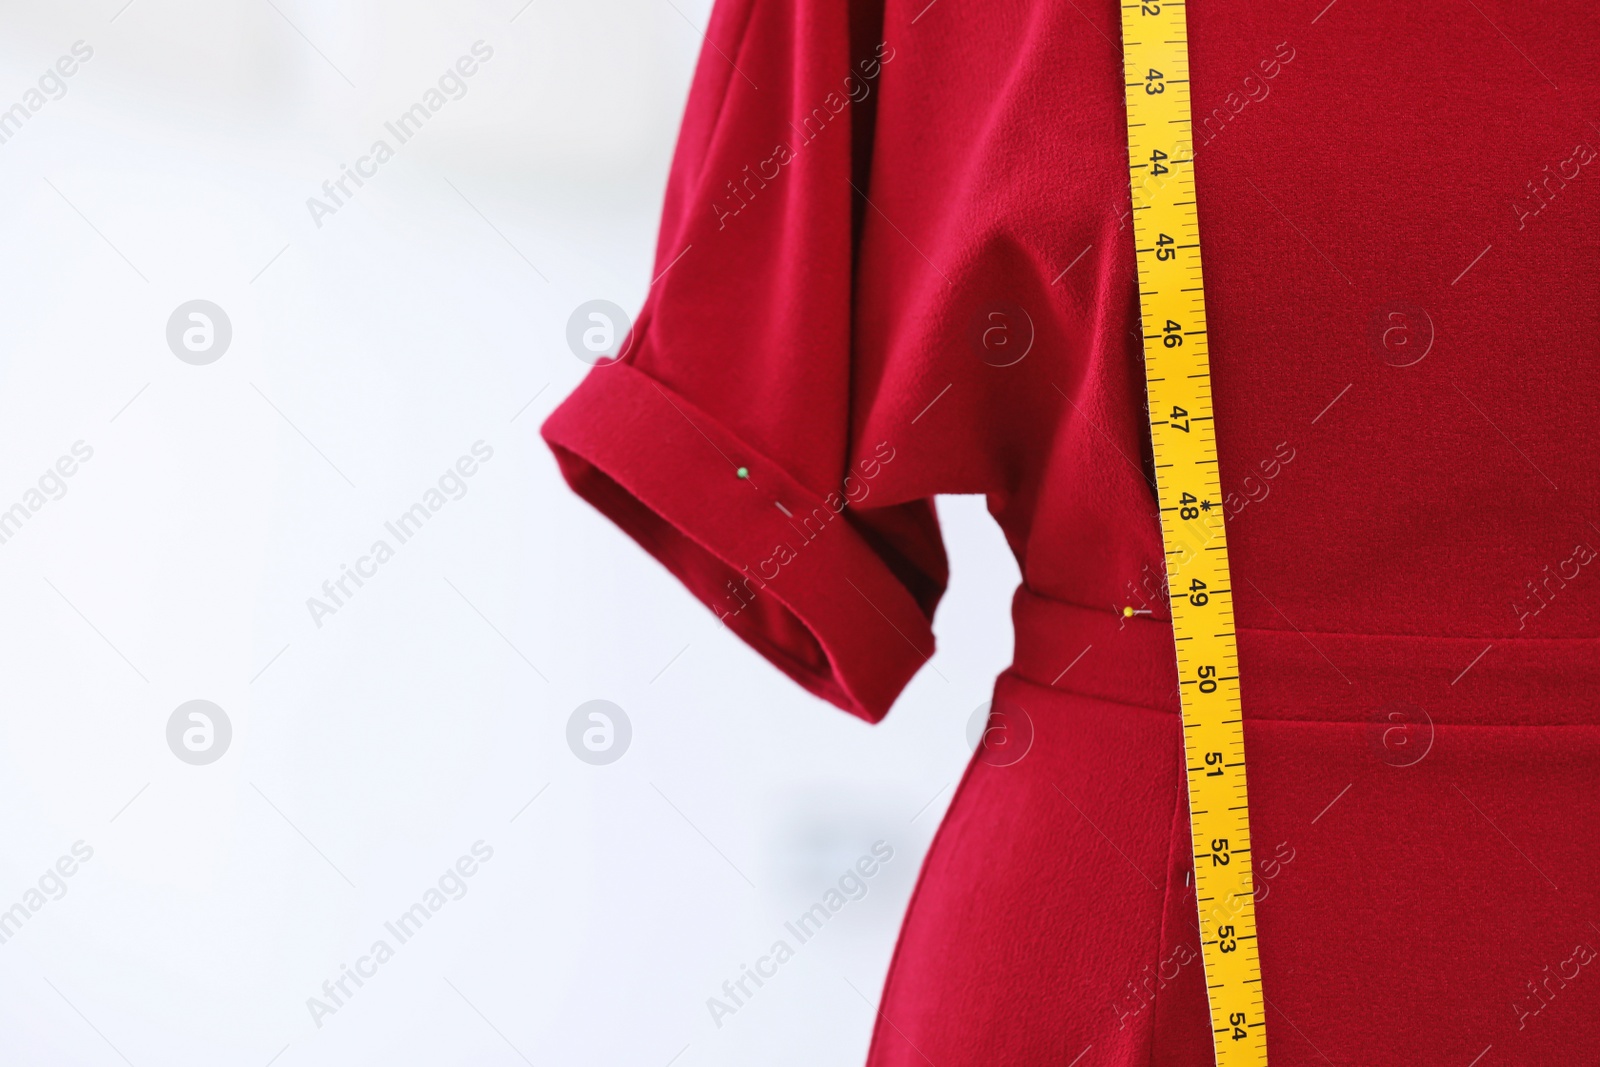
[{"xmin": 1024, "ymin": 586, "xmax": 1600, "ymax": 644}]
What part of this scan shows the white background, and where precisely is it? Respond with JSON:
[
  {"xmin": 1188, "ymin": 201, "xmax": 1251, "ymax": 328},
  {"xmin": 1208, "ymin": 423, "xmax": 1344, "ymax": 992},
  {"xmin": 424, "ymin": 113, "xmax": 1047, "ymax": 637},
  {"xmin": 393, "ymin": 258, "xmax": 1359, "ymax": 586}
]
[{"xmin": 0, "ymin": 2, "xmax": 1020, "ymax": 1064}]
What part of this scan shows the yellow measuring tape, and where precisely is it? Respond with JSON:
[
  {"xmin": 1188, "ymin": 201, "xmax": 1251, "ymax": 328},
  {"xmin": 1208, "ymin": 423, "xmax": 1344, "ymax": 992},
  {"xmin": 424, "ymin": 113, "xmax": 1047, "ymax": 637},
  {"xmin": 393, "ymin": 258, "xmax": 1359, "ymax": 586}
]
[{"xmin": 1117, "ymin": 3, "xmax": 1268, "ymax": 1064}]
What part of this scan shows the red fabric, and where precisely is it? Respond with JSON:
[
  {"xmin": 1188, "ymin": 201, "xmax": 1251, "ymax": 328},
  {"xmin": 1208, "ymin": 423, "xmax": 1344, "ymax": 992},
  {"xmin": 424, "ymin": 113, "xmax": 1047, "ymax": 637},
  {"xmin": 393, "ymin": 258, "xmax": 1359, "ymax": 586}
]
[{"xmin": 543, "ymin": 0, "xmax": 1600, "ymax": 1063}]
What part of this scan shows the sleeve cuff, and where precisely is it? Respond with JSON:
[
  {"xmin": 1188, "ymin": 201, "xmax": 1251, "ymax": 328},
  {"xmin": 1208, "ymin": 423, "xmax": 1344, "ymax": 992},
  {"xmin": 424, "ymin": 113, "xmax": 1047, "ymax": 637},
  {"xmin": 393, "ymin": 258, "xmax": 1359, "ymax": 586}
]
[{"xmin": 541, "ymin": 361, "xmax": 936, "ymax": 723}]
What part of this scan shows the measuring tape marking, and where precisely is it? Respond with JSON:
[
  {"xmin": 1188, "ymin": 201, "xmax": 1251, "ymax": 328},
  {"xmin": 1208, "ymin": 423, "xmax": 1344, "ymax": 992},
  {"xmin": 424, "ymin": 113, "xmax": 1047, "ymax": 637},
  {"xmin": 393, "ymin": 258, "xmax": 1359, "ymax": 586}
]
[{"xmin": 1116, "ymin": 2, "xmax": 1269, "ymax": 1065}]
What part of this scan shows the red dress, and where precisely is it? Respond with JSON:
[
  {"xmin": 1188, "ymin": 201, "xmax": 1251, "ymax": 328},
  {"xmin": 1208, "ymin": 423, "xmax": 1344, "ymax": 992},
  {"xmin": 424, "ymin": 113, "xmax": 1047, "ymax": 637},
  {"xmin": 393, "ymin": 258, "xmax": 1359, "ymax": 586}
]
[{"xmin": 543, "ymin": 1, "xmax": 1600, "ymax": 1062}]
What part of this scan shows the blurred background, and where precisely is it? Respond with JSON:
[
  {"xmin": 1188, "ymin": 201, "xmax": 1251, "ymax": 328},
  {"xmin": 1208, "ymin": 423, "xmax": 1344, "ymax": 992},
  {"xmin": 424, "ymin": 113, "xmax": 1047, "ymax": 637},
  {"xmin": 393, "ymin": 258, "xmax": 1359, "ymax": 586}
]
[{"xmin": 0, "ymin": 1, "xmax": 1020, "ymax": 1063}]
